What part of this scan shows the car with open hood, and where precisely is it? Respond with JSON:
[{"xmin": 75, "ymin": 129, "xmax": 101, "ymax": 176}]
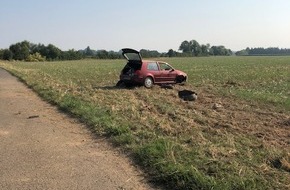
[{"xmin": 117, "ymin": 48, "xmax": 187, "ymax": 88}]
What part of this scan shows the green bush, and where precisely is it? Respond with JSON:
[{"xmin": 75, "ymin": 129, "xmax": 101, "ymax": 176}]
[{"xmin": 26, "ymin": 52, "xmax": 46, "ymax": 62}]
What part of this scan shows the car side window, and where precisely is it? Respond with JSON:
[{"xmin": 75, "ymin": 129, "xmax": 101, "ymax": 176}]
[
  {"xmin": 147, "ymin": 62, "xmax": 159, "ymax": 71},
  {"xmin": 159, "ymin": 62, "xmax": 172, "ymax": 70}
]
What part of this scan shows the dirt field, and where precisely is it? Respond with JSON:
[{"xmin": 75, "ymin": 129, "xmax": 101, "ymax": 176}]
[
  {"xmin": 0, "ymin": 68, "xmax": 156, "ymax": 190},
  {"xmin": 193, "ymin": 86, "xmax": 290, "ymax": 149}
]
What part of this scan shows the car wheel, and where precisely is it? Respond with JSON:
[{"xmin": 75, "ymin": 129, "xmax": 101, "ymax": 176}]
[
  {"xmin": 144, "ymin": 77, "xmax": 153, "ymax": 88},
  {"xmin": 176, "ymin": 75, "xmax": 185, "ymax": 83}
]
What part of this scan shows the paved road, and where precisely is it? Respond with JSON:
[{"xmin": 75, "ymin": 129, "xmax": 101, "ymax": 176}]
[{"xmin": 0, "ymin": 68, "xmax": 154, "ymax": 190}]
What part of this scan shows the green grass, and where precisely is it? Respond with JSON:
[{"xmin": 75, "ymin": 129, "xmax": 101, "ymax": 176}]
[
  {"xmin": 165, "ymin": 56, "xmax": 290, "ymax": 110},
  {"xmin": 1, "ymin": 57, "xmax": 289, "ymax": 190}
]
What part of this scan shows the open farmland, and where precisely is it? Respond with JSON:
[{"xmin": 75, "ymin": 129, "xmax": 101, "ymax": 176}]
[{"xmin": 1, "ymin": 56, "xmax": 289, "ymax": 190}]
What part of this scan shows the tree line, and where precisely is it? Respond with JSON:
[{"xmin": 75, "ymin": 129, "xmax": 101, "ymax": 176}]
[
  {"xmin": 235, "ymin": 47, "xmax": 290, "ymax": 56},
  {"xmin": 0, "ymin": 41, "xmax": 84, "ymax": 61},
  {"xmin": 2, "ymin": 39, "xmax": 288, "ymax": 62},
  {"xmin": 0, "ymin": 39, "xmax": 234, "ymax": 62},
  {"xmin": 0, "ymin": 41, "xmax": 132, "ymax": 61},
  {"xmin": 174, "ymin": 40, "xmax": 232, "ymax": 57}
]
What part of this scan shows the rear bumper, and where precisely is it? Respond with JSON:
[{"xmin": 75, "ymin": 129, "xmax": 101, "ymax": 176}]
[{"xmin": 120, "ymin": 75, "xmax": 144, "ymax": 84}]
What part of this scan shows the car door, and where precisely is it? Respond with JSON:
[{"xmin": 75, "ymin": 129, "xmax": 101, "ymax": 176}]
[
  {"xmin": 158, "ymin": 62, "xmax": 176, "ymax": 82},
  {"xmin": 146, "ymin": 62, "xmax": 162, "ymax": 82}
]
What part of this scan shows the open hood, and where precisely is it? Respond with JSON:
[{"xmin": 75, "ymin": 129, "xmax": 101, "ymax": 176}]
[{"xmin": 122, "ymin": 48, "xmax": 142, "ymax": 62}]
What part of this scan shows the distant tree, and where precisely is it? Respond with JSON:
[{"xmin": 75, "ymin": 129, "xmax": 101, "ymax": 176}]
[
  {"xmin": 167, "ymin": 49, "xmax": 176, "ymax": 57},
  {"xmin": 201, "ymin": 43, "xmax": 210, "ymax": 56},
  {"xmin": 179, "ymin": 40, "xmax": 191, "ymax": 53},
  {"xmin": 179, "ymin": 40, "xmax": 202, "ymax": 56},
  {"xmin": 3, "ymin": 40, "xmax": 89, "ymax": 61},
  {"xmin": 61, "ymin": 49, "xmax": 83, "ymax": 60},
  {"xmin": 1, "ymin": 49, "xmax": 13, "ymax": 60},
  {"xmin": 140, "ymin": 49, "xmax": 149, "ymax": 58},
  {"xmin": 45, "ymin": 44, "xmax": 61, "ymax": 60},
  {"xmin": 235, "ymin": 49, "xmax": 249, "ymax": 56},
  {"xmin": 30, "ymin": 43, "xmax": 46, "ymax": 55},
  {"xmin": 0, "ymin": 49, "xmax": 3, "ymax": 59},
  {"xmin": 29, "ymin": 43, "xmax": 63, "ymax": 60},
  {"xmin": 140, "ymin": 49, "xmax": 161, "ymax": 58},
  {"xmin": 107, "ymin": 51, "xmax": 121, "ymax": 59},
  {"xmin": 235, "ymin": 47, "xmax": 290, "ymax": 56},
  {"xmin": 9, "ymin": 41, "xmax": 30, "ymax": 60},
  {"xmin": 85, "ymin": 46, "xmax": 93, "ymax": 57},
  {"xmin": 190, "ymin": 40, "xmax": 201, "ymax": 56},
  {"xmin": 179, "ymin": 39, "xmax": 232, "ymax": 56},
  {"xmin": 96, "ymin": 50, "xmax": 108, "ymax": 59},
  {"xmin": 210, "ymin": 46, "xmax": 232, "ymax": 56}
]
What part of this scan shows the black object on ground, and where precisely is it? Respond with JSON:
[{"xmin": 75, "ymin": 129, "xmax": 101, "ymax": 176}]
[{"xmin": 178, "ymin": 90, "xmax": 197, "ymax": 101}]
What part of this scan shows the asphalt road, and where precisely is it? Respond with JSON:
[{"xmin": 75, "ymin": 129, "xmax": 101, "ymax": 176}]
[{"xmin": 0, "ymin": 68, "xmax": 155, "ymax": 190}]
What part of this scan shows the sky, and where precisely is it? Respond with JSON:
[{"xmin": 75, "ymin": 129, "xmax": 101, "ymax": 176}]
[{"xmin": 0, "ymin": 0, "xmax": 290, "ymax": 52}]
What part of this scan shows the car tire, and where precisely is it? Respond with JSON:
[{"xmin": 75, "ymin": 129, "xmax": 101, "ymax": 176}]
[
  {"xmin": 144, "ymin": 77, "xmax": 153, "ymax": 88},
  {"xmin": 176, "ymin": 75, "xmax": 185, "ymax": 83}
]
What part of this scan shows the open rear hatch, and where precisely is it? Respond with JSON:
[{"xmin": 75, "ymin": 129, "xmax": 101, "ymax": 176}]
[
  {"xmin": 120, "ymin": 48, "xmax": 143, "ymax": 80},
  {"xmin": 122, "ymin": 48, "xmax": 142, "ymax": 62}
]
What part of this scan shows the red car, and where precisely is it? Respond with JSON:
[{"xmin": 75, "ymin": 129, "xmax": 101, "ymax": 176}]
[{"xmin": 118, "ymin": 48, "xmax": 187, "ymax": 88}]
